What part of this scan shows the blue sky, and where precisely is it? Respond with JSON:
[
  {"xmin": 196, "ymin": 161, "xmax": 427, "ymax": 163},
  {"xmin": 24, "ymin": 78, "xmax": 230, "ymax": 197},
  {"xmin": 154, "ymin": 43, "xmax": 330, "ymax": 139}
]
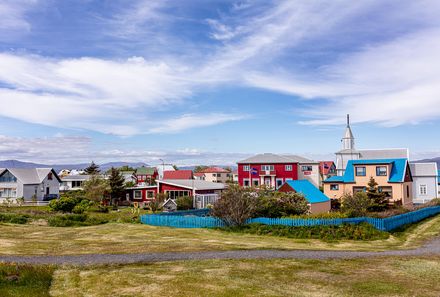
[{"xmin": 0, "ymin": 0, "xmax": 439, "ymax": 165}]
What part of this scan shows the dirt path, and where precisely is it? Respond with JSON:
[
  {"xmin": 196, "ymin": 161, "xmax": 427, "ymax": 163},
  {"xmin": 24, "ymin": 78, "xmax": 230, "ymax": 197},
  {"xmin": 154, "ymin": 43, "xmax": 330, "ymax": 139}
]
[{"xmin": 1, "ymin": 236, "xmax": 440, "ymax": 266}]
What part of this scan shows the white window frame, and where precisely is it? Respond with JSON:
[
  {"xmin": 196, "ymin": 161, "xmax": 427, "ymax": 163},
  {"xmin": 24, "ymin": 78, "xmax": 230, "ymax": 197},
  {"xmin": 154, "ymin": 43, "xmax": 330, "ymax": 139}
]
[
  {"xmin": 134, "ymin": 190, "xmax": 142, "ymax": 200},
  {"xmin": 243, "ymin": 178, "xmax": 250, "ymax": 187},
  {"xmin": 419, "ymin": 184, "xmax": 427, "ymax": 196},
  {"xmin": 252, "ymin": 179, "xmax": 260, "ymax": 187},
  {"xmin": 243, "ymin": 165, "xmax": 250, "ymax": 171},
  {"xmin": 285, "ymin": 165, "xmax": 293, "ymax": 171},
  {"xmin": 301, "ymin": 165, "xmax": 313, "ymax": 171},
  {"xmin": 261, "ymin": 165, "xmax": 274, "ymax": 171},
  {"xmin": 146, "ymin": 191, "xmax": 155, "ymax": 199}
]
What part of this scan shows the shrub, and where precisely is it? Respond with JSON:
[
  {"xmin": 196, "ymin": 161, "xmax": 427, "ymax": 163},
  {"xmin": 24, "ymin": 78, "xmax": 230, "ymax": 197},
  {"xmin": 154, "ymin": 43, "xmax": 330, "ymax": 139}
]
[
  {"xmin": 47, "ymin": 214, "xmax": 108, "ymax": 227},
  {"xmin": 218, "ymin": 223, "xmax": 389, "ymax": 241},
  {"xmin": 72, "ymin": 200, "xmax": 93, "ymax": 214},
  {"xmin": 256, "ymin": 192, "xmax": 309, "ymax": 218},
  {"xmin": 0, "ymin": 213, "xmax": 29, "ymax": 224},
  {"xmin": 211, "ymin": 185, "xmax": 259, "ymax": 226},
  {"xmin": 49, "ymin": 197, "xmax": 79, "ymax": 213},
  {"xmin": 176, "ymin": 196, "xmax": 193, "ymax": 210},
  {"xmin": 341, "ymin": 192, "xmax": 372, "ymax": 217}
]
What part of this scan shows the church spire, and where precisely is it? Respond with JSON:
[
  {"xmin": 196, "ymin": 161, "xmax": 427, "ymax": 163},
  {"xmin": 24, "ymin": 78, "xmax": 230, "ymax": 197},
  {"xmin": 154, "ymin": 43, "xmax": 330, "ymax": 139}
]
[{"xmin": 342, "ymin": 114, "xmax": 355, "ymax": 150}]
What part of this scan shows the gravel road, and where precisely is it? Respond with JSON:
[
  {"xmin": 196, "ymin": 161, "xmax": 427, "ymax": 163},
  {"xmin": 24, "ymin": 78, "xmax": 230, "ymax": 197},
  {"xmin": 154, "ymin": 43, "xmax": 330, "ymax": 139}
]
[{"xmin": 1, "ymin": 236, "xmax": 439, "ymax": 266}]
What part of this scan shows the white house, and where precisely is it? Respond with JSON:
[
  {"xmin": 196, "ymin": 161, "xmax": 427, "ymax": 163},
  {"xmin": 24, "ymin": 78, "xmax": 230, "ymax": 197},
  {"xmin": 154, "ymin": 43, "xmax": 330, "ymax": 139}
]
[
  {"xmin": 0, "ymin": 168, "xmax": 61, "ymax": 202},
  {"xmin": 60, "ymin": 175, "xmax": 92, "ymax": 191},
  {"xmin": 409, "ymin": 163, "xmax": 439, "ymax": 204}
]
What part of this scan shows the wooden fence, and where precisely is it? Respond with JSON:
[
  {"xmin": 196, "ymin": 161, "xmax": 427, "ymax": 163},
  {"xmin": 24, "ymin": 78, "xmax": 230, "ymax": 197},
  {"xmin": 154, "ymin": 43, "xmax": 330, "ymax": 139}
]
[{"xmin": 140, "ymin": 206, "xmax": 440, "ymax": 232}]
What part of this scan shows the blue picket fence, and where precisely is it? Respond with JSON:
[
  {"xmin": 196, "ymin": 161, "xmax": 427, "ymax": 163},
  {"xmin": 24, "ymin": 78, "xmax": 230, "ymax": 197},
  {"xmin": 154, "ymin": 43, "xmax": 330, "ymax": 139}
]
[
  {"xmin": 157, "ymin": 209, "xmax": 211, "ymax": 217},
  {"xmin": 140, "ymin": 206, "xmax": 440, "ymax": 232}
]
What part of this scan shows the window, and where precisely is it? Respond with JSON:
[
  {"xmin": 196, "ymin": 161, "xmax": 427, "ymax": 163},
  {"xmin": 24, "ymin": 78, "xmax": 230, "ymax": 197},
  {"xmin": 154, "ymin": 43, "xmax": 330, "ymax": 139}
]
[
  {"xmin": 134, "ymin": 190, "xmax": 142, "ymax": 200},
  {"xmin": 330, "ymin": 184, "xmax": 339, "ymax": 191},
  {"xmin": 243, "ymin": 179, "xmax": 250, "ymax": 187},
  {"xmin": 0, "ymin": 188, "xmax": 17, "ymax": 198},
  {"xmin": 261, "ymin": 165, "xmax": 274, "ymax": 171},
  {"xmin": 146, "ymin": 191, "xmax": 155, "ymax": 199},
  {"xmin": 353, "ymin": 187, "xmax": 366, "ymax": 193},
  {"xmin": 419, "ymin": 184, "xmax": 427, "ymax": 196},
  {"xmin": 48, "ymin": 172, "xmax": 53, "ymax": 180},
  {"xmin": 285, "ymin": 165, "xmax": 292, "ymax": 171},
  {"xmin": 379, "ymin": 186, "xmax": 393, "ymax": 198},
  {"xmin": 276, "ymin": 179, "xmax": 284, "ymax": 189},
  {"xmin": 72, "ymin": 181, "xmax": 83, "ymax": 188},
  {"xmin": 301, "ymin": 165, "xmax": 313, "ymax": 171},
  {"xmin": 252, "ymin": 179, "xmax": 259, "ymax": 187},
  {"xmin": 243, "ymin": 165, "xmax": 250, "ymax": 171},
  {"xmin": 0, "ymin": 172, "xmax": 17, "ymax": 183},
  {"xmin": 376, "ymin": 166, "xmax": 387, "ymax": 176},
  {"xmin": 167, "ymin": 190, "xmax": 190, "ymax": 200},
  {"xmin": 355, "ymin": 167, "xmax": 366, "ymax": 176}
]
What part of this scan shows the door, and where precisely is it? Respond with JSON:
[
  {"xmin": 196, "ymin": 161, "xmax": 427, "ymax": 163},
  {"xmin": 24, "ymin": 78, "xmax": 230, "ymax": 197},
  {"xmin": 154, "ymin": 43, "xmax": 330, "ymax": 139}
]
[
  {"xmin": 264, "ymin": 177, "xmax": 271, "ymax": 186},
  {"xmin": 46, "ymin": 187, "xmax": 50, "ymax": 196}
]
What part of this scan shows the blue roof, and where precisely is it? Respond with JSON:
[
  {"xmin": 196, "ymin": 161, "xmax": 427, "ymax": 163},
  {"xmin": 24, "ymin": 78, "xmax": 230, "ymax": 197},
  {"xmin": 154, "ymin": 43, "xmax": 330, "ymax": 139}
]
[
  {"xmin": 324, "ymin": 158, "xmax": 409, "ymax": 183},
  {"xmin": 284, "ymin": 180, "xmax": 330, "ymax": 204}
]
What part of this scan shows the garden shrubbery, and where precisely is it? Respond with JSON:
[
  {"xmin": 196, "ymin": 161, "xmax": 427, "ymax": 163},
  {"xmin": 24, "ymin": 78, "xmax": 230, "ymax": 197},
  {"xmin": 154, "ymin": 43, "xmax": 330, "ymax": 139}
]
[
  {"xmin": 49, "ymin": 195, "xmax": 93, "ymax": 214},
  {"xmin": 47, "ymin": 214, "xmax": 108, "ymax": 227},
  {"xmin": 0, "ymin": 213, "xmax": 29, "ymax": 224},
  {"xmin": 176, "ymin": 196, "xmax": 193, "ymax": 210},
  {"xmin": 219, "ymin": 222, "xmax": 389, "ymax": 241}
]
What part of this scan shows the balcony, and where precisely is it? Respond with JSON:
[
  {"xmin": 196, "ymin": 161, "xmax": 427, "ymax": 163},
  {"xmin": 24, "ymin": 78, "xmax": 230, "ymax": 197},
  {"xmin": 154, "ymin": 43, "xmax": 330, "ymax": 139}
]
[{"xmin": 259, "ymin": 170, "xmax": 276, "ymax": 176}]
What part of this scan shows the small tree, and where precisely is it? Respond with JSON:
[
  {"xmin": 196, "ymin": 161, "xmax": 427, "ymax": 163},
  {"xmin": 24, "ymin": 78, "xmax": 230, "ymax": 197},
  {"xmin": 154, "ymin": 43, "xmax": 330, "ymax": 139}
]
[
  {"xmin": 256, "ymin": 192, "xmax": 309, "ymax": 218},
  {"xmin": 341, "ymin": 192, "xmax": 372, "ymax": 217},
  {"xmin": 108, "ymin": 167, "xmax": 126, "ymax": 204},
  {"xmin": 194, "ymin": 165, "xmax": 209, "ymax": 173},
  {"xmin": 84, "ymin": 161, "xmax": 100, "ymax": 175},
  {"xmin": 211, "ymin": 185, "xmax": 259, "ymax": 226},
  {"xmin": 176, "ymin": 196, "xmax": 193, "ymax": 210},
  {"xmin": 366, "ymin": 177, "xmax": 388, "ymax": 212},
  {"xmin": 83, "ymin": 175, "xmax": 109, "ymax": 203}
]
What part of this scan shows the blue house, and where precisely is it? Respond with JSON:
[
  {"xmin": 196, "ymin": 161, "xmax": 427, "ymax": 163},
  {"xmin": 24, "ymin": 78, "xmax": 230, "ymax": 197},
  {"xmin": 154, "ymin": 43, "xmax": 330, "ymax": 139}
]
[{"xmin": 278, "ymin": 180, "xmax": 331, "ymax": 214}]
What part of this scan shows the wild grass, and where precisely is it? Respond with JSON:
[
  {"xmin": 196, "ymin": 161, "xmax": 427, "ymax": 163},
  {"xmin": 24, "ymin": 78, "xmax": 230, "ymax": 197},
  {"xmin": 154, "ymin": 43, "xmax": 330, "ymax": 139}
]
[
  {"xmin": 0, "ymin": 264, "xmax": 54, "ymax": 297},
  {"xmin": 48, "ymin": 257, "xmax": 440, "ymax": 297}
]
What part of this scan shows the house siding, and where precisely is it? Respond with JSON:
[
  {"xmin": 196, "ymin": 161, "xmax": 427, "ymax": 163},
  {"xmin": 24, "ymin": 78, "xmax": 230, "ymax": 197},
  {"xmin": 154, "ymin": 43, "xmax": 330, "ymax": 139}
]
[{"xmin": 238, "ymin": 163, "xmax": 298, "ymax": 188}]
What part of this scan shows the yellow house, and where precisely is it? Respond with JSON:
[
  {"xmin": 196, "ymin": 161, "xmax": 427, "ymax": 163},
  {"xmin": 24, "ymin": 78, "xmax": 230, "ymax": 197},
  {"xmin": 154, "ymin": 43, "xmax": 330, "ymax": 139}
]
[{"xmin": 323, "ymin": 159, "xmax": 413, "ymax": 207}]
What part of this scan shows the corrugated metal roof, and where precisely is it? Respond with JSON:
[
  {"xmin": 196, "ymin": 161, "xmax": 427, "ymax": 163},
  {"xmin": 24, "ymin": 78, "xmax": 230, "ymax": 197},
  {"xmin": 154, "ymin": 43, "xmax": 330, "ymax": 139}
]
[
  {"xmin": 135, "ymin": 167, "xmax": 157, "ymax": 175},
  {"xmin": 1, "ymin": 168, "xmax": 61, "ymax": 184},
  {"xmin": 61, "ymin": 175, "xmax": 93, "ymax": 181},
  {"xmin": 409, "ymin": 163, "xmax": 438, "ymax": 177},
  {"xmin": 199, "ymin": 167, "xmax": 230, "ymax": 173},
  {"xmin": 359, "ymin": 148, "xmax": 409, "ymax": 159},
  {"xmin": 237, "ymin": 153, "xmax": 316, "ymax": 164},
  {"xmin": 284, "ymin": 180, "xmax": 330, "ymax": 203}
]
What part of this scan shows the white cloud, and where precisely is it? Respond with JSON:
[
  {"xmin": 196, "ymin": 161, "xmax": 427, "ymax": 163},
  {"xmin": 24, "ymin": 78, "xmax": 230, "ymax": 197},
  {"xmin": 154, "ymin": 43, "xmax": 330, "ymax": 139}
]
[
  {"xmin": 0, "ymin": 0, "xmax": 37, "ymax": 33},
  {"xmin": 0, "ymin": 135, "xmax": 251, "ymax": 165},
  {"xmin": 147, "ymin": 113, "xmax": 248, "ymax": 134}
]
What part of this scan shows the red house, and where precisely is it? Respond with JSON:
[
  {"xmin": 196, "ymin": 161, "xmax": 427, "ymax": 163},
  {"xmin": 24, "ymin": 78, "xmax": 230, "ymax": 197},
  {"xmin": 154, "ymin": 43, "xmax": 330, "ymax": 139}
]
[
  {"xmin": 134, "ymin": 166, "xmax": 158, "ymax": 185},
  {"xmin": 237, "ymin": 153, "xmax": 299, "ymax": 189}
]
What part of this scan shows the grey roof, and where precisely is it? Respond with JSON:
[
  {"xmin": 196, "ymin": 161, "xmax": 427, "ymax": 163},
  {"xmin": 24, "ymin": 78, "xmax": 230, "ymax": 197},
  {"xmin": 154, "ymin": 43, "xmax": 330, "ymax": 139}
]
[
  {"xmin": 409, "ymin": 162, "xmax": 438, "ymax": 177},
  {"xmin": 158, "ymin": 179, "xmax": 225, "ymax": 191},
  {"xmin": 1, "ymin": 168, "xmax": 61, "ymax": 184},
  {"xmin": 359, "ymin": 148, "xmax": 409, "ymax": 160},
  {"xmin": 61, "ymin": 175, "xmax": 93, "ymax": 182},
  {"xmin": 237, "ymin": 153, "xmax": 317, "ymax": 164}
]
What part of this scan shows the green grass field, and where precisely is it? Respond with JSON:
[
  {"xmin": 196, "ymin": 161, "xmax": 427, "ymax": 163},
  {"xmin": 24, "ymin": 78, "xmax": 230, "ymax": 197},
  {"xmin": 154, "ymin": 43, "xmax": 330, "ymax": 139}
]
[{"xmin": 1, "ymin": 208, "xmax": 440, "ymax": 296}]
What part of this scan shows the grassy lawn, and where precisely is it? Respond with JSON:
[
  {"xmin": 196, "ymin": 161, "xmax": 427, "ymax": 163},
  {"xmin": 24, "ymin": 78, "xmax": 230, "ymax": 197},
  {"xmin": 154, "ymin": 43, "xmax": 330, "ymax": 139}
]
[
  {"xmin": 1, "ymin": 214, "xmax": 440, "ymax": 255},
  {"xmin": 2, "ymin": 256, "xmax": 439, "ymax": 296},
  {"xmin": 0, "ymin": 264, "xmax": 55, "ymax": 297}
]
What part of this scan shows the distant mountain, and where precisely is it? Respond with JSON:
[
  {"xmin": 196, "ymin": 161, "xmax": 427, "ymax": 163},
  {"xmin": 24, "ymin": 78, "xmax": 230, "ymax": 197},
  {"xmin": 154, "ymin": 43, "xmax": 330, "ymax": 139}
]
[
  {"xmin": 414, "ymin": 157, "xmax": 440, "ymax": 168},
  {"xmin": 0, "ymin": 160, "xmax": 149, "ymax": 173}
]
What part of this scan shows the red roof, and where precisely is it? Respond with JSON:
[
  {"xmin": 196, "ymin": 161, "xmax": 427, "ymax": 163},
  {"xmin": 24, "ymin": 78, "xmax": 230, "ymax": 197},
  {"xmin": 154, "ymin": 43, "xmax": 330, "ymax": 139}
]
[
  {"xmin": 194, "ymin": 172, "xmax": 205, "ymax": 177},
  {"xmin": 199, "ymin": 167, "xmax": 230, "ymax": 173},
  {"xmin": 163, "ymin": 170, "xmax": 194, "ymax": 180},
  {"xmin": 319, "ymin": 161, "xmax": 335, "ymax": 175}
]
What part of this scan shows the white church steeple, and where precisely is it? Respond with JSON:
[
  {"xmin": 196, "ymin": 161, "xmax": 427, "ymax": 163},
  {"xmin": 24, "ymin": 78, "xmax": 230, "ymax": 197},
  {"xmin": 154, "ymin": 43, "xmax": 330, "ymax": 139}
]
[{"xmin": 342, "ymin": 114, "xmax": 355, "ymax": 150}]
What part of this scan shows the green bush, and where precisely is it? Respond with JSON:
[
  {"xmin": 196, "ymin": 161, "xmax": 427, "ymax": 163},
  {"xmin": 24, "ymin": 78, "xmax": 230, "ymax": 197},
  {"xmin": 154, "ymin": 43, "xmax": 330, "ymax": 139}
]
[
  {"xmin": 218, "ymin": 223, "xmax": 389, "ymax": 241},
  {"xmin": 72, "ymin": 200, "xmax": 93, "ymax": 214},
  {"xmin": 0, "ymin": 213, "xmax": 29, "ymax": 224},
  {"xmin": 341, "ymin": 192, "xmax": 372, "ymax": 217},
  {"xmin": 176, "ymin": 196, "xmax": 193, "ymax": 210},
  {"xmin": 47, "ymin": 214, "xmax": 108, "ymax": 227},
  {"xmin": 256, "ymin": 192, "xmax": 309, "ymax": 218}
]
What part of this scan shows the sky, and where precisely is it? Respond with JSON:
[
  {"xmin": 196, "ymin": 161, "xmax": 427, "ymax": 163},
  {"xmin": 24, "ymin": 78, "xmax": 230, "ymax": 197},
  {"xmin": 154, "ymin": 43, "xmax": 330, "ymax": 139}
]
[{"xmin": 0, "ymin": 0, "xmax": 439, "ymax": 165}]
